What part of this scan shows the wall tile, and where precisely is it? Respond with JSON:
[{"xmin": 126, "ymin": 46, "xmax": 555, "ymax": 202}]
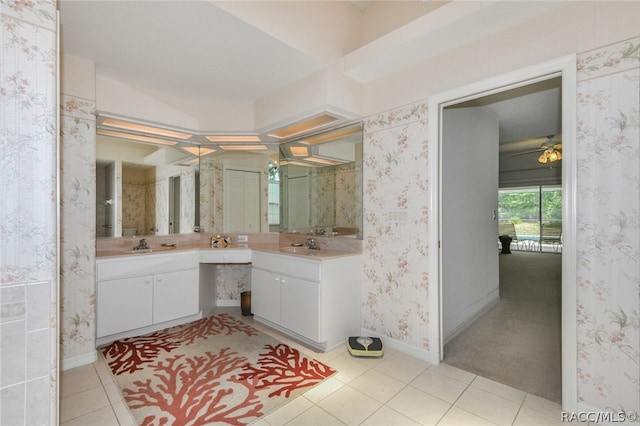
[
  {"xmin": 0, "ymin": 1, "xmax": 58, "ymax": 423},
  {"xmin": 1, "ymin": 285, "xmax": 26, "ymax": 322},
  {"xmin": 0, "ymin": 383, "xmax": 25, "ymax": 425},
  {"xmin": 0, "ymin": 320, "xmax": 26, "ymax": 388},
  {"xmin": 26, "ymin": 282, "xmax": 50, "ymax": 331},
  {"xmin": 27, "ymin": 328, "xmax": 50, "ymax": 380},
  {"xmin": 26, "ymin": 377, "xmax": 50, "ymax": 426}
]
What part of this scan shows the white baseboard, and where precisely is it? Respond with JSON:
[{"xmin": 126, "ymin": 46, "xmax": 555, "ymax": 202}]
[
  {"xmin": 217, "ymin": 299, "xmax": 240, "ymax": 307},
  {"xmin": 359, "ymin": 328, "xmax": 432, "ymax": 362},
  {"xmin": 61, "ymin": 350, "xmax": 98, "ymax": 371},
  {"xmin": 443, "ymin": 292, "xmax": 500, "ymax": 345}
]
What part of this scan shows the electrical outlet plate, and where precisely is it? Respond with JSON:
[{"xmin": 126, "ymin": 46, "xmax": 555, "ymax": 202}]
[{"xmin": 237, "ymin": 235, "xmax": 249, "ymax": 243}]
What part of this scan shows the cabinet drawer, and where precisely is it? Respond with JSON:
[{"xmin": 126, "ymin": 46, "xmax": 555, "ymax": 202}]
[
  {"xmin": 97, "ymin": 250, "xmax": 199, "ymax": 281},
  {"xmin": 199, "ymin": 249, "xmax": 251, "ymax": 264},
  {"xmin": 252, "ymin": 252, "xmax": 321, "ymax": 282}
]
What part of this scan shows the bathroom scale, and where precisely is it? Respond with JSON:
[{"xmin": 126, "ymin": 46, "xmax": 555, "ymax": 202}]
[{"xmin": 347, "ymin": 336, "xmax": 384, "ymax": 357}]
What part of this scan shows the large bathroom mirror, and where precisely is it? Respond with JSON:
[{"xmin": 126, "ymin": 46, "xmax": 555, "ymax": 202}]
[
  {"xmin": 279, "ymin": 122, "xmax": 363, "ymax": 239},
  {"xmin": 198, "ymin": 151, "xmax": 276, "ymax": 235},
  {"xmin": 96, "ymin": 135, "xmax": 201, "ymax": 238},
  {"xmin": 96, "ymin": 133, "xmax": 278, "ymax": 238}
]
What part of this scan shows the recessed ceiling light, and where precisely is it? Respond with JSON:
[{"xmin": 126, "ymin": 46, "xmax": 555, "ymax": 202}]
[
  {"xmin": 268, "ymin": 113, "xmax": 342, "ymax": 139},
  {"xmin": 219, "ymin": 145, "xmax": 268, "ymax": 151},
  {"xmin": 101, "ymin": 118, "xmax": 192, "ymax": 140},
  {"xmin": 280, "ymin": 160, "xmax": 322, "ymax": 168},
  {"xmin": 290, "ymin": 146, "xmax": 309, "ymax": 156},
  {"xmin": 303, "ymin": 156, "xmax": 343, "ymax": 166},
  {"xmin": 181, "ymin": 146, "xmax": 215, "ymax": 156},
  {"xmin": 205, "ymin": 135, "xmax": 261, "ymax": 143},
  {"xmin": 300, "ymin": 123, "xmax": 361, "ymax": 145},
  {"xmin": 97, "ymin": 129, "xmax": 178, "ymax": 146}
]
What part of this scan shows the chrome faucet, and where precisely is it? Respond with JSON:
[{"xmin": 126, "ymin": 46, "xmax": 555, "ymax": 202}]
[
  {"xmin": 133, "ymin": 238, "xmax": 149, "ymax": 250},
  {"xmin": 306, "ymin": 237, "xmax": 320, "ymax": 250}
]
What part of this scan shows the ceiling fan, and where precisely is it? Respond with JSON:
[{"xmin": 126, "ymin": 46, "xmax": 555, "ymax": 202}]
[{"xmin": 511, "ymin": 135, "xmax": 562, "ymax": 164}]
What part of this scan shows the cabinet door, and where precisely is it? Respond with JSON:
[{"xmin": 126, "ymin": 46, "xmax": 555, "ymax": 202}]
[
  {"xmin": 153, "ymin": 268, "xmax": 199, "ymax": 324},
  {"xmin": 280, "ymin": 275, "xmax": 319, "ymax": 341},
  {"xmin": 97, "ymin": 275, "xmax": 153, "ymax": 337},
  {"xmin": 251, "ymin": 268, "xmax": 280, "ymax": 324}
]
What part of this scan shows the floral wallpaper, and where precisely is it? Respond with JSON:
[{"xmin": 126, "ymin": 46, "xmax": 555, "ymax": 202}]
[
  {"xmin": 335, "ymin": 162, "xmax": 362, "ymax": 230},
  {"xmin": 309, "ymin": 167, "xmax": 335, "ymax": 227},
  {"xmin": 361, "ymin": 38, "xmax": 640, "ymax": 416},
  {"xmin": 0, "ymin": 0, "xmax": 59, "ymax": 424},
  {"xmin": 216, "ymin": 265, "xmax": 252, "ymax": 301},
  {"xmin": 575, "ymin": 37, "xmax": 639, "ymax": 414},
  {"xmin": 156, "ymin": 176, "xmax": 169, "ymax": 235},
  {"xmin": 362, "ymin": 102, "xmax": 431, "ymax": 350},
  {"xmin": 145, "ymin": 178, "xmax": 156, "ymax": 234},
  {"xmin": 180, "ymin": 168, "xmax": 197, "ymax": 233},
  {"xmin": 306, "ymin": 162, "xmax": 361, "ymax": 232},
  {"xmin": 122, "ymin": 166, "xmax": 147, "ymax": 235},
  {"xmin": 59, "ymin": 94, "xmax": 97, "ymax": 363},
  {"xmin": 199, "ymin": 157, "xmax": 224, "ymax": 233}
]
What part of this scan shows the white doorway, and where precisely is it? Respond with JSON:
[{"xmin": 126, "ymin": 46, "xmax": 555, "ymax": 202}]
[{"xmin": 428, "ymin": 56, "xmax": 578, "ymax": 411}]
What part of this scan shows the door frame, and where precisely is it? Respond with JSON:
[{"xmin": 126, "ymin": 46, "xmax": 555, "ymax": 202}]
[{"xmin": 427, "ymin": 55, "xmax": 577, "ymax": 411}]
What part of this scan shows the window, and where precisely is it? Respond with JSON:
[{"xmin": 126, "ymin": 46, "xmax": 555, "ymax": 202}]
[
  {"xmin": 498, "ymin": 185, "xmax": 562, "ymax": 252},
  {"xmin": 268, "ymin": 163, "xmax": 280, "ymax": 229}
]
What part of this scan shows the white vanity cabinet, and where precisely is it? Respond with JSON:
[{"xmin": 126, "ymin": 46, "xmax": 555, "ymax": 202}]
[
  {"xmin": 251, "ymin": 251, "xmax": 362, "ymax": 351},
  {"xmin": 96, "ymin": 250, "xmax": 200, "ymax": 344}
]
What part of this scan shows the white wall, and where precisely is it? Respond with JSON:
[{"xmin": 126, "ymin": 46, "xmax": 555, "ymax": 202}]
[
  {"xmin": 441, "ymin": 107, "xmax": 500, "ymax": 342},
  {"xmin": 361, "ymin": 2, "xmax": 640, "ymax": 115}
]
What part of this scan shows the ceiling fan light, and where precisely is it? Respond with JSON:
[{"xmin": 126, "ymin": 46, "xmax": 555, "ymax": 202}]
[
  {"xmin": 548, "ymin": 151, "xmax": 558, "ymax": 162},
  {"xmin": 538, "ymin": 152, "xmax": 548, "ymax": 164}
]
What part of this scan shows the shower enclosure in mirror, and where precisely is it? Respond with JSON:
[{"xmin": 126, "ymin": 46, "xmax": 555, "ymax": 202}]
[{"xmin": 279, "ymin": 122, "xmax": 363, "ymax": 239}]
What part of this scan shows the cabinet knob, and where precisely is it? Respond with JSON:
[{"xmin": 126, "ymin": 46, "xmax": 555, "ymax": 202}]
[{"xmin": 281, "ymin": 279, "xmax": 286, "ymax": 284}]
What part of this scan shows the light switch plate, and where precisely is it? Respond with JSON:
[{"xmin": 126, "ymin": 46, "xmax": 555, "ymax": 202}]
[{"xmin": 237, "ymin": 235, "xmax": 249, "ymax": 243}]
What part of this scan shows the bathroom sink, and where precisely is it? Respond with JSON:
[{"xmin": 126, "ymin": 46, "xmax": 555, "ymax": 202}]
[
  {"xmin": 130, "ymin": 248, "xmax": 153, "ymax": 254},
  {"xmin": 129, "ymin": 245, "xmax": 177, "ymax": 254},
  {"xmin": 279, "ymin": 246, "xmax": 309, "ymax": 254}
]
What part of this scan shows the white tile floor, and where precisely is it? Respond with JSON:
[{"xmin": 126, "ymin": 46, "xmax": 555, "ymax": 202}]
[{"xmin": 60, "ymin": 309, "xmax": 566, "ymax": 426}]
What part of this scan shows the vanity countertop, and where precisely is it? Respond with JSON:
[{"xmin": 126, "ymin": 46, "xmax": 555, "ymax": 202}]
[{"xmin": 97, "ymin": 242, "xmax": 360, "ymax": 260}]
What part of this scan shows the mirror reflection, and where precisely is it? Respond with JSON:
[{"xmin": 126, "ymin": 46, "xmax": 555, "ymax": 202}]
[
  {"xmin": 96, "ymin": 132, "xmax": 278, "ymax": 238},
  {"xmin": 198, "ymin": 152, "xmax": 276, "ymax": 234},
  {"xmin": 96, "ymin": 136, "xmax": 200, "ymax": 238},
  {"xmin": 279, "ymin": 123, "xmax": 363, "ymax": 239}
]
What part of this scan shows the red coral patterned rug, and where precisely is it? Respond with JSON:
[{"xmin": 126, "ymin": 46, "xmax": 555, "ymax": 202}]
[{"xmin": 100, "ymin": 313, "xmax": 336, "ymax": 425}]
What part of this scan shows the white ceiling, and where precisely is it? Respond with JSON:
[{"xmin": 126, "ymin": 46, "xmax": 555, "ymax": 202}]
[
  {"xmin": 59, "ymin": 1, "xmax": 562, "ymax": 151},
  {"xmin": 59, "ymin": 1, "xmax": 322, "ymax": 102}
]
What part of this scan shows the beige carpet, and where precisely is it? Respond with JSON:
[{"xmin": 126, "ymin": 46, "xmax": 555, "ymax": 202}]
[{"xmin": 443, "ymin": 250, "xmax": 562, "ymax": 403}]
